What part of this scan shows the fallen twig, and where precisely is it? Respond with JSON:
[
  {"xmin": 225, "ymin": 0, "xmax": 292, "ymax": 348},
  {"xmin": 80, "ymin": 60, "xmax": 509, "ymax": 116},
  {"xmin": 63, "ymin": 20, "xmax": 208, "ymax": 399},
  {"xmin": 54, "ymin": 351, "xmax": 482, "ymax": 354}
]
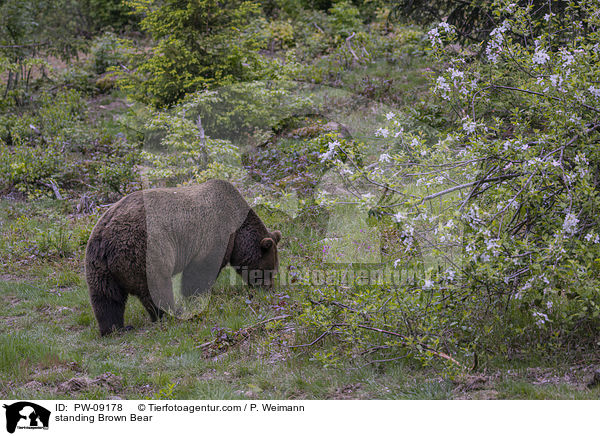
[{"xmin": 196, "ymin": 314, "xmax": 291, "ymax": 350}]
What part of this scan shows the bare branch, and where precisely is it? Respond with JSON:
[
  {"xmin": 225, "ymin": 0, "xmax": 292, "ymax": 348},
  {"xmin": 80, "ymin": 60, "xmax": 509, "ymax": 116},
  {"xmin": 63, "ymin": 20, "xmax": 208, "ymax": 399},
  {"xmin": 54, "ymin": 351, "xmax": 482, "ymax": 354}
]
[
  {"xmin": 421, "ymin": 173, "xmax": 522, "ymax": 203},
  {"xmin": 289, "ymin": 330, "xmax": 331, "ymax": 348}
]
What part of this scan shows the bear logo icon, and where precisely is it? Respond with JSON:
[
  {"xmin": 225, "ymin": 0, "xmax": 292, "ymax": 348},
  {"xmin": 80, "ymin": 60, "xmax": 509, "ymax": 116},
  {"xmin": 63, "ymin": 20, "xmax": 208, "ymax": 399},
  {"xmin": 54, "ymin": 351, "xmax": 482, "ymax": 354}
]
[{"xmin": 3, "ymin": 402, "xmax": 50, "ymax": 433}]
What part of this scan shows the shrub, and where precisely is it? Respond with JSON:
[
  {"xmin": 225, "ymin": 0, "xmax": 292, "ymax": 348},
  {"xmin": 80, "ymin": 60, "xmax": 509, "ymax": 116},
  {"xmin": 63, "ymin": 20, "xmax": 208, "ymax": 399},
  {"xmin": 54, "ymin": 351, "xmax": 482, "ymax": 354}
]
[
  {"xmin": 298, "ymin": 0, "xmax": 600, "ymax": 367},
  {"xmin": 118, "ymin": 0, "xmax": 265, "ymax": 107},
  {"xmin": 88, "ymin": 32, "xmax": 131, "ymax": 75},
  {"xmin": 0, "ymin": 89, "xmax": 141, "ymax": 199},
  {"xmin": 178, "ymin": 80, "xmax": 314, "ymax": 143}
]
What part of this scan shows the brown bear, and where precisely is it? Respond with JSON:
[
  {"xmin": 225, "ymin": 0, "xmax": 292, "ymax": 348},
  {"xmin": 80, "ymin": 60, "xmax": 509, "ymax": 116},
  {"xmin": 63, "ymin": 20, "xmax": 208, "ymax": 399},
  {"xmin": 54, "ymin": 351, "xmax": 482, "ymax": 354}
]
[{"xmin": 85, "ymin": 179, "xmax": 281, "ymax": 336}]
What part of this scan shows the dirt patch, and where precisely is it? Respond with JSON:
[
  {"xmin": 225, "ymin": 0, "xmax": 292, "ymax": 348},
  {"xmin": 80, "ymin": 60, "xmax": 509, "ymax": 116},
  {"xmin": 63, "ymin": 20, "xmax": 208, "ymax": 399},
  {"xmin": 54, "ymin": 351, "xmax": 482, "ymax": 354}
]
[
  {"xmin": 46, "ymin": 287, "xmax": 75, "ymax": 296},
  {"xmin": 197, "ymin": 369, "xmax": 234, "ymax": 382},
  {"xmin": 515, "ymin": 365, "xmax": 597, "ymax": 390},
  {"xmin": 455, "ymin": 389, "xmax": 500, "ymax": 400},
  {"xmin": 587, "ymin": 369, "xmax": 600, "ymax": 388},
  {"xmin": 0, "ymin": 274, "xmax": 27, "ymax": 283},
  {"xmin": 37, "ymin": 304, "xmax": 75, "ymax": 316},
  {"xmin": 2, "ymin": 296, "xmax": 22, "ymax": 307},
  {"xmin": 0, "ymin": 190, "xmax": 27, "ymax": 202},
  {"xmin": 57, "ymin": 373, "xmax": 123, "ymax": 394},
  {"xmin": 452, "ymin": 364, "xmax": 600, "ymax": 399},
  {"xmin": 329, "ymin": 383, "xmax": 363, "ymax": 400},
  {"xmin": 23, "ymin": 380, "xmax": 44, "ymax": 391},
  {"xmin": 452, "ymin": 374, "xmax": 500, "ymax": 400},
  {"xmin": 0, "ymin": 316, "xmax": 23, "ymax": 327}
]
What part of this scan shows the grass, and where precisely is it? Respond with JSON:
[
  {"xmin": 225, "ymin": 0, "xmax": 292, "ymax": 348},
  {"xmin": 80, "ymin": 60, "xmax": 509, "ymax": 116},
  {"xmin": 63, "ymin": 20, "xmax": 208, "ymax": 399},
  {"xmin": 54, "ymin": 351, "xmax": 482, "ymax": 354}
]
[{"xmin": 1, "ymin": 197, "xmax": 599, "ymax": 400}]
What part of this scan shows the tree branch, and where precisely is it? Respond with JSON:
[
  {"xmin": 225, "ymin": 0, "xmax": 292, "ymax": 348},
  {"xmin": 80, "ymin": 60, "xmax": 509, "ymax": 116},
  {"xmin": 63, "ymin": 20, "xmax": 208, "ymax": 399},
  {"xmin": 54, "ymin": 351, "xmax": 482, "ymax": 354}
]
[{"xmin": 421, "ymin": 173, "xmax": 522, "ymax": 203}]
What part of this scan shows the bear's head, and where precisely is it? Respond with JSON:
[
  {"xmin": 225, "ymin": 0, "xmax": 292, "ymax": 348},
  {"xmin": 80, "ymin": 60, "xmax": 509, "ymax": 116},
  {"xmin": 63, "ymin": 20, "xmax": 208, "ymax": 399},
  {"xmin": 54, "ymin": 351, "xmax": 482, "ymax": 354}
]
[
  {"xmin": 231, "ymin": 228, "xmax": 281, "ymax": 289},
  {"xmin": 251, "ymin": 229, "xmax": 281, "ymax": 288}
]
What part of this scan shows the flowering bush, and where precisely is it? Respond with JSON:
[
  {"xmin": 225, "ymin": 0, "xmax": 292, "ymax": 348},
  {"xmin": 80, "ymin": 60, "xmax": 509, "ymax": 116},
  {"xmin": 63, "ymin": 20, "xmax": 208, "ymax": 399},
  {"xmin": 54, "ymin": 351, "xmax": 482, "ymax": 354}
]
[
  {"xmin": 419, "ymin": 0, "xmax": 600, "ymax": 349},
  {"xmin": 300, "ymin": 0, "xmax": 600, "ymax": 367}
]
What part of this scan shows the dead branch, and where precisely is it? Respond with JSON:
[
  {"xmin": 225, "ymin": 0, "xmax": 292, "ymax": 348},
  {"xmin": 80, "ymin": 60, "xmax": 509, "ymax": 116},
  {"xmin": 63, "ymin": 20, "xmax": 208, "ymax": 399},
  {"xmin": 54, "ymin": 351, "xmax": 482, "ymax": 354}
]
[
  {"xmin": 345, "ymin": 32, "xmax": 360, "ymax": 63},
  {"xmin": 196, "ymin": 314, "xmax": 291, "ymax": 350},
  {"xmin": 44, "ymin": 179, "xmax": 64, "ymax": 200}
]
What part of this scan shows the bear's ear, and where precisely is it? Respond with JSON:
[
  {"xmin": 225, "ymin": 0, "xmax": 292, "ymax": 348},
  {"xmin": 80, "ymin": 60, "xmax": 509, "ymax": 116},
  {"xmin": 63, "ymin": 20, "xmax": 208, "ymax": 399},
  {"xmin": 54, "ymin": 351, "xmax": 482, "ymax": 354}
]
[
  {"xmin": 261, "ymin": 237, "xmax": 274, "ymax": 251},
  {"xmin": 271, "ymin": 230, "xmax": 282, "ymax": 244}
]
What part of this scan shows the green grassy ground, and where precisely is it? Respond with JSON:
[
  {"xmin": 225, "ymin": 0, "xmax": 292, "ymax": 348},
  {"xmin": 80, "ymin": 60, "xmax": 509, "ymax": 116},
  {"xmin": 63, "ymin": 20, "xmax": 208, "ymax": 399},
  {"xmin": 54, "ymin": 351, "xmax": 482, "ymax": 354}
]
[{"xmin": 1, "ymin": 198, "xmax": 598, "ymax": 400}]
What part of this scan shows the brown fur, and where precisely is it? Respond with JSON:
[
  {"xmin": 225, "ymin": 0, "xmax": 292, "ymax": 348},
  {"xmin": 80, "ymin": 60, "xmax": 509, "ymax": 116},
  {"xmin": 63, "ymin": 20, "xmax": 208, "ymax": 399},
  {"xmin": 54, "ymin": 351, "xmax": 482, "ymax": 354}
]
[{"xmin": 85, "ymin": 179, "xmax": 281, "ymax": 336}]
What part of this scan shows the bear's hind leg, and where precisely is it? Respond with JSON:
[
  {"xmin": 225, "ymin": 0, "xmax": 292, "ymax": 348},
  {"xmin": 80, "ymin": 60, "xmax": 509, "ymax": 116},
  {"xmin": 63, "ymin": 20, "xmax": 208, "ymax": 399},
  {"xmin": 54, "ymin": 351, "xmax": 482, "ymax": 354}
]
[
  {"xmin": 91, "ymin": 292, "xmax": 128, "ymax": 336},
  {"xmin": 88, "ymin": 272, "xmax": 129, "ymax": 336}
]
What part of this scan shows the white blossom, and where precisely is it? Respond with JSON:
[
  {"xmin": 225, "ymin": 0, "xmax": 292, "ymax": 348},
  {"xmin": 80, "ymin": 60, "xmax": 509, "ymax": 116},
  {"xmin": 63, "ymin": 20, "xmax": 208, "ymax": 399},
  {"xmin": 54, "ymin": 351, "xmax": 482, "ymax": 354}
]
[
  {"xmin": 438, "ymin": 22, "xmax": 454, "ymax": 33},
  {"xmin": 575, "ymin": 153, "xmax": 589, "ymax": 166},
  {"xmin": 427, "ymin": 28, "xmax": 441, "ymax": 47},
  {"xmin": 393, "ymin": 211, "xmax": 406, "ymax": 223},
  {"xmin": 486, "ymin": 21, "xmax": 510, "ymax": 63},
  {"xmin": 584, "ymin": 232, "xmax": 600, "ymax": 243},
  {"xmin": 462, "ymin": 118, "xmax": 477, "ymax": 134},
  {"xmin": 532, "ymin": 43, "xmax": 550, "ymax": 65},
  {"xmin": 375, "ymin": 128, "xmax": 389, "ymax": 138},
  {"xmin": 562, "ymin": 212, "xmax": 579, "ymax": 235},
  {"xmin": 435, "ymin": 76, "xmax": 451, "ymax": 99},
  {"xmin": 589, "ymin": 86, "xmax": 600, "ymax": 98},
  {"xmin": 533, "ymin": 311, "xmax": 550, "ymax": 327},
  {"xmin": 559, "ymin": 48, "xmax": 575, "ymax": 67},
  {"xmin": 485, "ymin": 238, "xmax": 500, "ymax": 251},
  {"xmin": 319, "ymin": 140, "xmax": 340, "ymax": 162},
  {"xmin": 549, "ymin": 74, "xmax": 563, "ymax": 89},
  {"xmin": 385, "ymin": 112, "xmax": 395, "ymax": 120},
  {"xmin": 444, "ymin": 268, "xmax": 456, "ymax": 281},
  {"xmin": 448, "ymin": 67, "xmax": 464, "ymax": 83},
  {"xmin": 379, "ymin": 153, "xmax": 392, "ymax": 163},
  {"xmin": 339, "ymin": 165, "xmax": 353, "ymax": 175}
]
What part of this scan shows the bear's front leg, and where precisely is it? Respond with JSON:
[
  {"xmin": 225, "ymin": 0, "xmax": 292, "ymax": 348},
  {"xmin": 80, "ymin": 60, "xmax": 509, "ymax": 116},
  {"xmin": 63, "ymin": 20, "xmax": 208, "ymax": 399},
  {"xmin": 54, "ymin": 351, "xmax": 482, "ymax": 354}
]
[
  {"xmin": 181, "ymin": 255, "xmax": 223, "ymax": 297},
  {"xmin": 147, "ymin": 269, "xmax": 176, "ymax": 314}
]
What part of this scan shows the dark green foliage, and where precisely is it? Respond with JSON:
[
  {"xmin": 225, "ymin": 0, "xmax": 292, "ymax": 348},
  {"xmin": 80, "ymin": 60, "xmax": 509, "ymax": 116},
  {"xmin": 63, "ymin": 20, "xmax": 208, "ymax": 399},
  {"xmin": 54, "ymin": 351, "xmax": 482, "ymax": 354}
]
[
  {"xmin": 119, "ymin": 0, "xmax": 265, "ymax": 107},
  {"xmin": 390, "ymin": 0, "xmax": 586, "ymax": 42},
  {"xmin": 89, "ymin": 33, "xmax": 130, "ymax": 75},
  {"xmin": 0, "ymin": 0, "xmax": 136, "ymax": 107},
  {"xmin": 79, "ymin": 0, "xmax": 138, "ymax": 33}
]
